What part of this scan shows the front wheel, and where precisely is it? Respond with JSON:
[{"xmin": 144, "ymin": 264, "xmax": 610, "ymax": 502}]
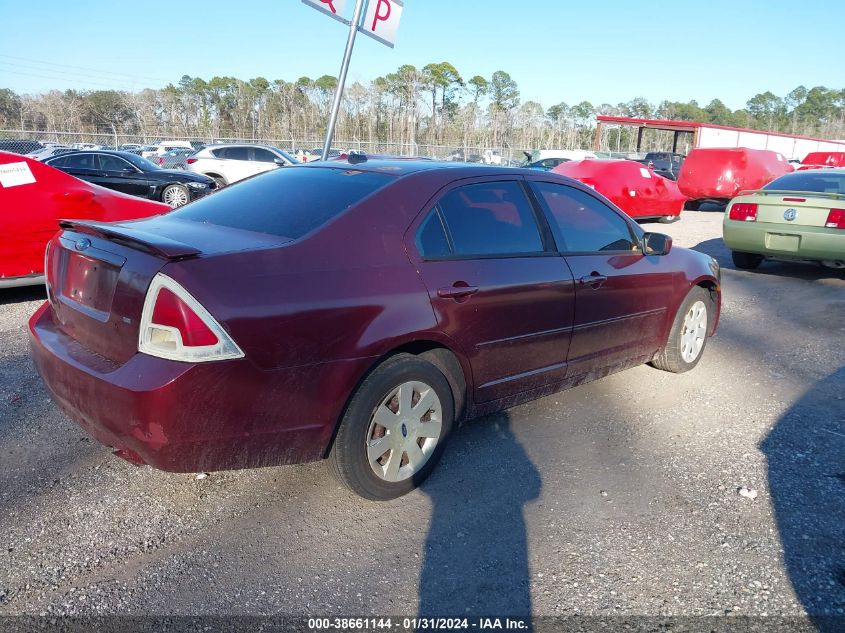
[
  {"xmin": 651, "ymin": 286, "xmax": 714, "ymax": 373},
  {"xmin": 328, "ymin": 354, "xmax": 454, "ymax": 500},
  {"xmin": 162, "ymin": 184, "xmax": 189, "ymax": 208}
]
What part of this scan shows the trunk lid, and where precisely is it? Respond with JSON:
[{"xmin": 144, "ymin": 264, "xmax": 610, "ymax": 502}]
[
  {"xmin": 46, "ymin": 218, "xmax": 290, "ymax": 364},
  {"xmin": 745, "ymin": 191, "xmax": 845, "ymax": 228}
]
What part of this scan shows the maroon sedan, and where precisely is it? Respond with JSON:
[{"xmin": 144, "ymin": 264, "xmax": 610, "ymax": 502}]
[{"xmin": 30, "ymin": 159, "xmax": 721, "ymax": 500}]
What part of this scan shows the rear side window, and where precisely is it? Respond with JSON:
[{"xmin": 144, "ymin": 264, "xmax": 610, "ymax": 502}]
[
  {"xmin": 62, "ymin": 153, "xmax": 98, "ymax": 170},
  {"xmin": 169, "ymin": 166, "xmax": 393, "ymax": 239},
  {"xmin": 218, "ymin": 146, "xmax": 249, "ymax": 160},
  {"xmin": 531, "ymin": 182, "xmax": 637, "ymax": 253},
  {"xmin": 426, "ymin": 181, "xmax": 543, "ymax": 258}
]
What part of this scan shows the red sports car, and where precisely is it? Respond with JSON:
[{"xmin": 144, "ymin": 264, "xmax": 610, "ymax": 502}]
[
  {"xmin": 30, "ymin": 160, "xmax": 721, "ymax": 500},
  {"xmin": 553, "ymin": 159, "xmax": 687, "ymax": 223},
  {"xmin": 0, "ymin": 151, "xmax": 167, "ymax": 287}
]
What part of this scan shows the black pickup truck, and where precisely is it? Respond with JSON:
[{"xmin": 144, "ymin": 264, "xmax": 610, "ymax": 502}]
[{"xmin": 636, "ymin": 152, "xmax": 685, "ymax": 181}]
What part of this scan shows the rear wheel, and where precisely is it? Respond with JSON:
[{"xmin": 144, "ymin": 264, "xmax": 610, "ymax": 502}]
[
  {"xmin": 658, "ymin": 215, "xmax": 680, "ymax": 224},
  {"xmin": 162, "ymin": 184, "xmax": 189, "ymax": 208},
  {"xmin": 651, "ymin": 286, "xmax": 714, "ymax": 373},
  {"xmin": 731, "ymin": 251, "xmax": 764, "ymax": 270},
  {"xmin": 328, "ymin": 354, "xmax": 454, "ymax": 501}
]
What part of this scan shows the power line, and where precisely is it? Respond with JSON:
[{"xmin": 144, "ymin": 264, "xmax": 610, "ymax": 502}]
[
  {"xmin": 0, "ymin": 67, "xmax": 147, "ymax": 91},
  {"xmin": 0, "ymin": 54, "xmax": 172, "ymax": 86}
]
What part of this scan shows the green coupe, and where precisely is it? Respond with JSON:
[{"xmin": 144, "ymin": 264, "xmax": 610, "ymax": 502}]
[{"xmin": 723, "ymin": 169, "xmax": 845, "ymax": 270}]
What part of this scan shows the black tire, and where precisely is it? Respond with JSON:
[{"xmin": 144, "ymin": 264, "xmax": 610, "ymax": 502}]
[
  {"xmin": 328, "ymin": 353, "xmax": 455, "ymax": 501},
  {"xmin": 658, "ymin": 215, "xmax": 680, "ymax": 224},
  {"xmin": 208, "ymin": 174, "xmax": 227, "ymax": 188},
  {"xmin": 732, "ymin": 251, "xmax": 764, "ymax": 270},
  {"xmin": 684, "ymin": 200, "xmax": 701, "ymax": 211},
  {"xmin": 651, "ymin": 286, "xmax": 715, "ymax": 374}
]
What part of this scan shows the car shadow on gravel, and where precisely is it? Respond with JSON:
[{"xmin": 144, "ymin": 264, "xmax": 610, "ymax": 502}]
[
  {"xmin": 692, "ymin": 237, "xmax": 845, "ymax": 281},
  {"xmin": 417, "ymin": 411, "xmax": 540, "ymax": 620},
  {"xmin": 762, "ymin": 366, "xmax": 845, "ymax": 631},
  {"xmin": 0, "ymin": 286, "xmax": 46, "ymax": 306}
]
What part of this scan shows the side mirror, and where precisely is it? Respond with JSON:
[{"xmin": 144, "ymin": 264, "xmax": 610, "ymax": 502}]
[
  {"xmin": 273, "ymin": 158, "xmax": 286, "ymax": 166},
  {"xmin": 642, "ymin": 232, "xmax": 672, "ymax": 256}
]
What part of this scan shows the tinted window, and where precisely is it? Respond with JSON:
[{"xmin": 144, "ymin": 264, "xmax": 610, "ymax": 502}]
[
  {"xmin": 764, "ymin": 171, "xmax": 845, "ymax": 194},
  {"xmin": 47, "ymin": 155, "xmax": 70, "ymax": 168},
  {"xmin": 252, "ymin": 148, "xmax": 277, "ymax": 163},
  {"xmin": 99, "ymin": 154, "xmax": 133, "ymax": 171},
  {"xmin": 531, "ymin": 182, "xmax": 637, "ymax": 253},
  {"xmin": 416, "ymin": 211, "xmax": 451, "ymax": 258},
  {"xmin": 62, "ymin": 153, "xmax": 98, "ymax": 170},
  {"xmin": 435, "ymin": 181, "xmax": 543, "ymax": 257},
  {"xmin": 219, "ymin": 146, "xmax": 249, "ymax": 161},
  {"xmin": 170, "ymin": 166, "xmax": 393, "ymax": 239}
]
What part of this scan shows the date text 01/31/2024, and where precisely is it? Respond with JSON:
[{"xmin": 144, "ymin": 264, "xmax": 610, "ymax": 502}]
[{"xmin": 307, "ymin": 617, "xmax": 530, "ymax": 630}]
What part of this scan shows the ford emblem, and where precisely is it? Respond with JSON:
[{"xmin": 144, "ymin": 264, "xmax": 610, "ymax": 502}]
[
  {"xmin": 74, "ymin": 238, "xmax": 92, "ymax": 251},
  {"xmin": 784, "ymin": 208, "xmax": 797, "ymax": 222}
]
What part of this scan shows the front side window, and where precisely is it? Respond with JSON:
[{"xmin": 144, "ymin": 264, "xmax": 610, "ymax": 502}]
[
  {"xmin": 531, "ymin": 182, "xmax": 637, "ymax": 253},
  {"xmin": 429, "ymin": 181, "xmax": 544, "ymax": 258},
  {"xmin": 251, "ymin": 148, "xmax": 277, "ymax": 163},
  {"xmin": 99, "ymin": 154, "xmax": 134, "ymax": 171}
]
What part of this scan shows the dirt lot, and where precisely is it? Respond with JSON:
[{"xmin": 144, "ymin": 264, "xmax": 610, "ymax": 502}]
[{"xmin": 1, "ymin": 210, "xmax": 843, "ymax": 625}]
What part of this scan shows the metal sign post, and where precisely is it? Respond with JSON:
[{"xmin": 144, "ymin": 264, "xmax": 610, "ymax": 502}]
[
  {"xmin": 303, "ymin": 0, "xmax": 403, "ymax": 161},
  {"xmin": 319, "ymin": 0, "xmax": 365, "ymax": 161}
]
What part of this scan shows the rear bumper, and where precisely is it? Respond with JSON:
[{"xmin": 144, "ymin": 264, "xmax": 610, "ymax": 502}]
[
  {"xmin": 723, "ymin": 220, "xmax": 845, "ymax": 260},
  {"xmin": 29, "ymin": 302, "xmax": 374, "ymax": 473}
]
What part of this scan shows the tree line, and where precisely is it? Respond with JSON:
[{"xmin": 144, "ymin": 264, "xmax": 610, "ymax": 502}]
[{"xmin": 1, "ymin": 62, "xmax": 843, "ymax": 154}]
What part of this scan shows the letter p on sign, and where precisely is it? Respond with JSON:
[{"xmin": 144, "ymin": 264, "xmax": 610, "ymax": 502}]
[{"xmin": 361, "ymin": 0, "xmax": 403, "ymax": 48}]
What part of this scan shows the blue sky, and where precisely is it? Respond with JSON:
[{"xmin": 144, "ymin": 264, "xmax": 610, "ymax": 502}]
[{"xmin": 1, "ymin": 0, "xmax": 842, "ymax": 111}]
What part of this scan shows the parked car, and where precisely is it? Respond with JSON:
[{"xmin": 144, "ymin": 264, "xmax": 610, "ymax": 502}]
[
  {"xmin": 70, "ymin": 143, "xmax": 101, "ymax": 151},
  {"xmin": 118, "ymin": 143, "xmax": 144, "ymax": 152},
  {"xmin": 797, "ymin": 152, "xmax": 845, "ymax": 171},
  {"xmin": 29, "ymin": 159, "xmax": 721, "ymax": 500},
  {"xmin": 522, "ymin": 150, "xmax": 598, "ymax": 166},
  {"xmin": 186, "ymin": 144, "xmax": 297, "ymax": 187},
  {"xmin": 553, "ymin": 159, "xmax": 687, "ymax": 223},
  {"xmin": 723, "ymin": 168, "xmax": 845, "ymax": 270},
  {"xmin": 44, "ymin": 150, "xmax": 216, "ymax": 208},
  {"xmin": 141, "ymin": 141, "xmax": 194, "ymax": 159},
  {"xmin": 0, "ymin": 151, "xmax": 167, "ymax": 288},
  {"xmin": 634, "ymin": 152, "xmax": 685, "ymax": 181},
  {"xmin": 0, "ymin": 139, "xmax": 43, "ymax": 155},
  {"xmin": 24, "ymin": 145, "xmax": 76, "ymax": 162},
  {"xmin": 525, "ymin": 157, "xmax": 571, "ymax": 171},
  {"xmin": 154, "ymin": 148, "xmax": 195, "ymax": 170},
  {"xmin": 678, "ymin": 148, "xmax": 793, "ymax": 208},
  {"xmin": 296, "ymin": 147, "xmax": 343, "ymax": 163}
]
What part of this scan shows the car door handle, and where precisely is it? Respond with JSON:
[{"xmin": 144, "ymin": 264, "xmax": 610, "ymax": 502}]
[
  {"xmin": 437, "ymin": 285, "xmax": 479, "ymax": 299},
  {"xmin": 577, "ymin": 273, "xmax": 608, "ymax": 287}
]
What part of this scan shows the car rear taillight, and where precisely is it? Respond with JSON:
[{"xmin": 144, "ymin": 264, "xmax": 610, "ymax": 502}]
[
  {"xmin": 186, "ymin": 157, "xmax": 198, "ymax": 164},
  {"xmin": 826, "ymin": 209, "xmax": 845, "ymax": 229},
  {"xmin": 729, "ymin": 202, "xmax": 758, "ymax": 222},
  {"xmin": 138, "ymin": 274, "xmax": 243, "ymax": 362},
  {"xmin": 158, "ymin": 157, "xmax": 164, "ymax": 166}
]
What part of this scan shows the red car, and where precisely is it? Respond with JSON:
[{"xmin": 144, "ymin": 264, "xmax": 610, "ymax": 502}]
[
  {"xmin": 797, "ymin": 151, "xmax": 845, "ymax": 171},
  {"xmin": 678, "ymin": 147, "xmax": 793, "ymax": 207},
  {"xmin": 0, "ymin": 151, "xmax": 167, "ymax": 287},
  {"xmin": 552, "ymin": 159, "xmax": 687, "ymax": 223},
  {"xmin": 29, "ymin": 160, "xmax": 721, "ymax": 500}
]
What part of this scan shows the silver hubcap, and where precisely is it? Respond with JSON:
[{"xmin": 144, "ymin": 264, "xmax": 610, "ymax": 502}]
[
  {"xmin": 163, "ymin": 186, "xmax": 188, "ymax": 208},
  {"xmin": 680, "ymin": 300, "xmax": 707, "ymax": 363},
  {"xmin": 366, "ymin": 381, "xmax": 442, "ymax": 483}
]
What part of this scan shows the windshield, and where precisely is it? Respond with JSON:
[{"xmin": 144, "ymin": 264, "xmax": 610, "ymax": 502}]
[
  {"xmin": 169, "ymin": 166, "xmax": 394, "ymax": 239},
  {"xmin": 763, "ymin": 171, "xmax": 845, "ymax": 194}
]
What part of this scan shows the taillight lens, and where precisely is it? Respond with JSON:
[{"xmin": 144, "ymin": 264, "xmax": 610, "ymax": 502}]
[
  {"xmin": 138, "ymin": 274, "xmax": 243, "ymax": 362},
  {"xmin": 729, "ymin": 202, "xmax": 758, "ymax": 222},
  {"xmin": 158, "ymin": 157, "xmax": 164, "ymax": 166},
  {"xmin": 186, "ymin": 157, "xmax": 198, "ymax": 164},
  {"xmin": 826, "ymin": 208, "xmax": 845, "ymax": 229}
]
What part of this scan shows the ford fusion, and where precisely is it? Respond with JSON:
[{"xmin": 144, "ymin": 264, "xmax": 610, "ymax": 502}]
[{"xmin": 29, "ymin": 159, "xmax": 721, "ymax": 500}]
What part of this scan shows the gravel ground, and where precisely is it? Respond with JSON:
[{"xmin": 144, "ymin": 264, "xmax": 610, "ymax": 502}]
[{"xmin": 0, "ymin": 210, "xmax": 843, "ymax": 626}]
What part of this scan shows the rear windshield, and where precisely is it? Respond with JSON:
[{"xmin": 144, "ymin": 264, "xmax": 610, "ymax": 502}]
[
  {"xmin": 764, "ymin": 171, "xmax": 845, "ymax": 194},
  {"xmin": 169, "ymin": 166, "xmax": 394, "ymax": 239}
]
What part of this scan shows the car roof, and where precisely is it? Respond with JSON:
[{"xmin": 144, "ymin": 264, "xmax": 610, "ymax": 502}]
[
  {"xmin": 205, "ymin": 143, "xmax": 283, "ymax": 150},
  {"xmin": 298, "ymin": 158, "xmax": 555, "ymax": 178}
]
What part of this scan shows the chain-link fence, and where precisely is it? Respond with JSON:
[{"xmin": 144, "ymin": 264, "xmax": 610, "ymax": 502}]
[{"xmin": 0, "ymin": 130, "xmax": 518, "ymax": 166}]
